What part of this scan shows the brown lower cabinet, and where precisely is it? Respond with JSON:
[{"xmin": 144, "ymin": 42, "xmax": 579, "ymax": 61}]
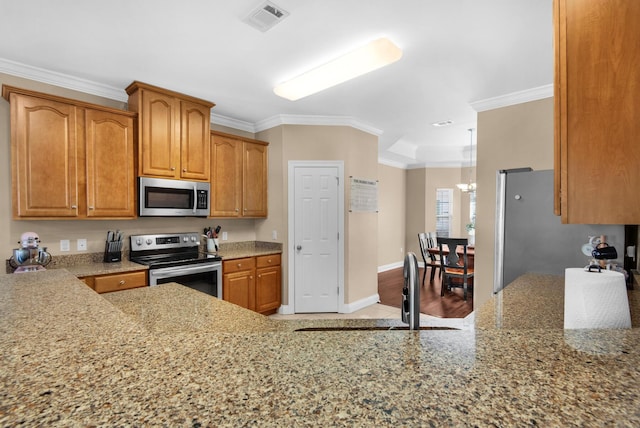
[
  {"xmin": 80, "ymin": 270, "xmax": 148, "ymax": 294},
  {"xmin": 222, "ymin": 254, "xmax": 281, "ymax": 315}
]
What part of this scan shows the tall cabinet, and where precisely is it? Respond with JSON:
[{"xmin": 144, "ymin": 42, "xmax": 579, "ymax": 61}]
[
  {"xmin": 2, "ymin": 86, "xmax": 136, "ymax": 219},
  {"xmin": 554, "ymin": 0, "xmax": 640, "ymax": 224},
  {"xmin": 210, "ymin": 131, "xmax": 268, "ymax": 217},
  {"xmin": 126, "ymin": 81, "xmax": 214, "ymax": 181}
]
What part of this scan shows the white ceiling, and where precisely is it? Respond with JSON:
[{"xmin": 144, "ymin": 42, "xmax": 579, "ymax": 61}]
[{"xmin": 0, "ymin": 0, "xmax": 553, "ymax": 168}]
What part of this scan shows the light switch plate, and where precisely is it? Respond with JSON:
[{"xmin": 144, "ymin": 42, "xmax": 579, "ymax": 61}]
[
  {"xmin": 77, "ymin": 239, "xmax": 87, "ymax": 251},
  {"xmin": 222, "ymin": 231, "xmax": 228, "ymax": 241},
  {"xmin": 60, "ymin": 240, "xmax": 70, "ymax": 252}
]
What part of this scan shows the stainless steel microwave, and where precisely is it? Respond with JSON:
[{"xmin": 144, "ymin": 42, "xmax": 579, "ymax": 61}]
[{"xmin": 138, "ymin": 177, "xmax": 210, "ymax": 217}]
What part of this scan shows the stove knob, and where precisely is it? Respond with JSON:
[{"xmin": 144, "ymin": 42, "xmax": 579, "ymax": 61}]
[
  {"xmin": 146, "ymin": 239, "xmax": 153, "ymax": 245},
  {"xmin": 190, "ymin": 236, "xmax": 197, "ymax": 242},
  {"xmin": 183, "ymin": 236, "xmax": 188, "ymax": 242},
  {"xmin": 136, "ymin": 238, "xmax": 142, "ymax": 246}
]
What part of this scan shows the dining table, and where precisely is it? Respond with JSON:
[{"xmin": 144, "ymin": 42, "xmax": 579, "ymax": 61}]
[{"xmin": 427, "ymin": 244, "xmax": 475, "ymax": 287}]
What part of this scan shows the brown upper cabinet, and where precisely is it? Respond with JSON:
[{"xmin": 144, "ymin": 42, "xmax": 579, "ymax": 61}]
[
  {"xmin": 126, "ymin": 81, "xmax": 214, "ymax": 181},
  {"xmin": 554, "ymin": 0, "xmax": 640, "ymax": 224},
  {"xmin": 211, "ymin": 131, "xmax": 268, "ymax": 218},
  {"xmin": 2, "ymin": 86, "xmax": 137, "ymax": 219}
]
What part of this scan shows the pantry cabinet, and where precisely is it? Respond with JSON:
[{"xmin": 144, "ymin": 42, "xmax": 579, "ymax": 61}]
[
  {"xmin": 126, "ymin": 81, "xmax": 214, "ymax": 181},
  {"xmin": 211, "ymin": 131, "xmax": 268, "ymax": 218},
  {"xmin": 2, "ymin": 86, "xmax": 136, "ymax": 219},
  {"xmin": 222, "ymin": 254, "xmax": 281, "ymax": 315},
  {"xmin": 554, "ymin": 0, "xmax": 640, "ymax": 224}
]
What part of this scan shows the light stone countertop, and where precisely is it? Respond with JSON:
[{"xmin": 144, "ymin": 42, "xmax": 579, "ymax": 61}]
[{"xmin": 1, "ymin": 269, "xmax": 640, "ymax": 426}]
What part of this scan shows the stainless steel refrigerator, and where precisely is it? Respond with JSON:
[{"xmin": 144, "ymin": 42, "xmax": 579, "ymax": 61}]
[{"xmin": 494, "ymin": 169, "xmax": 624, "ymax": 293}]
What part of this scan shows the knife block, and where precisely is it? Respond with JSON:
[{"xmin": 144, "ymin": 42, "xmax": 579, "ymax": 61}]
[{"xmin": 103, "ymin": 240, "xmax": 122, "ymax": 263}]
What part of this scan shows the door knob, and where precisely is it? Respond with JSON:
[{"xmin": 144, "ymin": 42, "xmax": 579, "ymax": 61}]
[{"xmin": 296, "ymin": 245, "xmax": 302, "ymax": 251}]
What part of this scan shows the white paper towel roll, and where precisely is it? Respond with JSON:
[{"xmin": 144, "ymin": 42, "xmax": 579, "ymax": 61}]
[{"xmin": 564, "ymin": 268, "xmax": 631, "ymax": 329}]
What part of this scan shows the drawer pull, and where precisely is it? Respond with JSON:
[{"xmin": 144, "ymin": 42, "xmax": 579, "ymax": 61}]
[
  {"xmin": 237, "ymin": 263, "xmax": 242, "ymax": 268},
  {"xmin": 268, "ymin": 259, "xmax": 272, "ymax": 263},
  {"xmin": 119, "ymin": 280, "xmax": 125, "ymax": 285}
]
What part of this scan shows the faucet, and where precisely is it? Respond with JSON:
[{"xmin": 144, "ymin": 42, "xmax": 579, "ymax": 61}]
[{"xmin": 401, "ymin": 252, "xmax": 420, "ymax": 330}]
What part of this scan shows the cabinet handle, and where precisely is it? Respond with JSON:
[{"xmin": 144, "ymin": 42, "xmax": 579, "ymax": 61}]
[
  {"xmin": 71, "ymin": 205, "xmax": 77, "ymax": 209},
  {"xmin": 235, "ymin": 208, "xmax": 239, "ymax": 212},
  {"xmin": 182, "ymin": 168, "xmax": 187, "ymax": 172},
  {"xmin": 119, "ymin": 280, "xmax": 125, "ymax": 285},
  {"xmin": 89, "ymin": 206, "xmax": 94, "ymax": 210},
  {"xmin": 250, "ymin": 276, "xmax": 253, "ymax": 279},
  {"xmin": 258, "ymin": 274, "xmax": 261, "ymax": 278},
  {"xmin": 170, "ymin": 167, "xmax": 176, "ymax": 171}
]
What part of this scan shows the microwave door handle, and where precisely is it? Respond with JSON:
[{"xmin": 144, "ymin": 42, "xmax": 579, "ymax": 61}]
[{"xmin": 192, "ymin": 184, "xmax": 197, "ymax": 214}]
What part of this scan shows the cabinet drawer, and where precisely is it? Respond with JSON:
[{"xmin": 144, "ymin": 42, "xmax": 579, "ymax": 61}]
[
  {"xmin": 93, "ymin": 271, "xmax": 147, "ymax": 293},
  {"xmin": 223, "ymin": 257, "xmax": 256, "ymax": 274},
  {"xmin": 256, "ymin": 254, "xmax": 281, "ymax": 268}
]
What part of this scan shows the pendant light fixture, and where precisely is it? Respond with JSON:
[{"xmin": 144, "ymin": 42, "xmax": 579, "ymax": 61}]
[{"xmin": 456, "ymin": 128, "xmax": 476, "ymax": 193}]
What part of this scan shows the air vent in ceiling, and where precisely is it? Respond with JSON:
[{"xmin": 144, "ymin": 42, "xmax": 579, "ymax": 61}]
[{"xmin": 243, "ymin": 1, "xmax": 289, "ymax": 32}]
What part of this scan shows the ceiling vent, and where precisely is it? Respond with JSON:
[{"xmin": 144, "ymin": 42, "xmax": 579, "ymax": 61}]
[{"xmin": 243, "ymin": 1, "xmax": 289, "ymax": 32}]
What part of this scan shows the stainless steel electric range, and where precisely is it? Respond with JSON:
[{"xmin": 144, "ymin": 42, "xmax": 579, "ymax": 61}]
[{"xmin": 129, "ymin": 232, "xmax": 222, "ymax": 299}]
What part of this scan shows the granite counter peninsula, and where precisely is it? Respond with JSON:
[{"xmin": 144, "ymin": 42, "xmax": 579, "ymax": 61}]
[{"xmin": 1, "ymin": 270, "xmax": 640, "ymax": 426}]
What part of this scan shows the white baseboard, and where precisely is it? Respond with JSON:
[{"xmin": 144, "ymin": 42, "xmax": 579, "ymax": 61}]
[
  {"xmin": 377, "ymin": 261, "xmax": 403, "ymax": 272},
  {"xmin": 341, "ymin": 293, "xmax": 380, "ymax": 313},
  {"xmin": 378, "ymin": 261, "xmax": 426, "ymax": 272}
]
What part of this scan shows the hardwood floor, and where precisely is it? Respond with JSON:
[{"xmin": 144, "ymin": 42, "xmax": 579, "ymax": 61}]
[{"xmin": 378, "ymin": 266, "xmax": 473, "ymax": 318}]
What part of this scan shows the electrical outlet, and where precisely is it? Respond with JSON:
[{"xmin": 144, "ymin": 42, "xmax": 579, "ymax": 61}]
[
  {"xmin": 272, "ymin": 230, "xmax": 278, "ymax": 240},
  {"xmin": 222, "ymin": 231, "xmax": 228, "ymax": 241},
  {"xmin": 77, "ymin": 239, "xmax": 87, "ymax": 251},
  {"xmin": 60, "ymin": 239, "xmax": 70, "ymax": 252}
]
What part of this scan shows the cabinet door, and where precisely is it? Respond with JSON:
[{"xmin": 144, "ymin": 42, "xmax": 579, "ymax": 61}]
[
  {"xmin": 180, "ymin": 100, "xmax": 210, "ymax": 181},
  {"xmin": 10, "ymin": 94, "xmax": 78, "ymax": 217},
  {"xmin": 85, "ymin": 109, "xmax": 136, "ymax": 218},
  {"xmin": 223, "ymin": 270, "xmax": 255, "ymax": 311},
  {"xmin": 139, "ymin": 89, "xmax": 179, "ymax": 178},
  {"xmin": 256, "ymin": 264, "xmax": 281, "ymax": 314},
  {"xmin": 211, "ymin": 134, "xmax": 242, "ymax": 217},
  {"xmin": 242, "ymin": 142, "xmax": 268, "ymax": 217},
  {"xmin": 554, "ymin": 0, "xmax": 640, "ymax": 223}
]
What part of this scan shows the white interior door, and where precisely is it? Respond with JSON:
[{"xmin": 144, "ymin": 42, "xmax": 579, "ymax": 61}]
[{"xmin": 292, "ymin": 165, "xmax": 341, "ymax": 313}]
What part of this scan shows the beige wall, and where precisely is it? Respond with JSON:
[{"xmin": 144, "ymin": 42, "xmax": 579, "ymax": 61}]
[
  {"xmin": 404, "ymin": 167, "xmax": 474, "ymax": 258},
  {"xmin": 0, "ymin": 74, "xmax": 257, "ymax": 259},
  {"xmin": 377, "ymin": 164, "xmax": 406, "ymax": 268},
  {"xmin": 474, "ymin": 97, "xmax": 554, "ymax": 308},
  {"xmin": 257, "ymin": 125, "xmax": 379, "ymax": 307}
]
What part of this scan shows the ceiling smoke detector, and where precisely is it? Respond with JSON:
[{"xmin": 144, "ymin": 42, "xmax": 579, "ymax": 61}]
[{"xmin": 243, "ymin": 1, "xmax": 289, "ymax": 32}]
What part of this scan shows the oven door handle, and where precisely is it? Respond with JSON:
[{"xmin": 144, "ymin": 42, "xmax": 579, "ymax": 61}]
[{"xmin": 150, "ymin": 262, "xmax": 221, "ymax": 279}]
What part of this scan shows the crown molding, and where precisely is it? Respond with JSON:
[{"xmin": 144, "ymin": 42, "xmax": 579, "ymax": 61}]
[
  {"xmin": 254, "ymin": 114, "xmax": 384, "ymax": 136},
  {"xmin": 0, "ymin": 57, "xmax": 127, "ymax": 102},
  {"xmin": 1, "ymin": 57, "xmax": 385, "ymax": 137},
  {"xmin": 210, "ymin": 112, "xmax": 256, "ymax": 133},
  {"xmin": 470, "ymin": 84, "xmax": 553, "ymax": 112}
]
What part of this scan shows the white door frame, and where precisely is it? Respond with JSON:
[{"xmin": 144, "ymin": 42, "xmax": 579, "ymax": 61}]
[{"xmin": 287, "ymin": 160, "xmax": 345, "ymax": 314}]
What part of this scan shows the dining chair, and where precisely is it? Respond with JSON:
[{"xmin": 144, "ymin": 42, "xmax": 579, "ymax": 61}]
[
  {"xmin": 418, "ymin": 232, "xmax": 441, "ymax": 285},
  {"xmin": 438, "ymin": 237, "xmax": 474, "ymax": 301}
]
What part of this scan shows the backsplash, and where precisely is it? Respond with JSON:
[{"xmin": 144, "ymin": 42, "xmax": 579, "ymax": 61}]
[{"xmin": 5, "ymin": 241, "xmax": 282, "ymax": 273}]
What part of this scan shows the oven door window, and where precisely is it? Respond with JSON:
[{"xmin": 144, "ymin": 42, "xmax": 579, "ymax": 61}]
[{"xmin": 156, "ymin": 270, "xmax": 220, "ymax": 298}]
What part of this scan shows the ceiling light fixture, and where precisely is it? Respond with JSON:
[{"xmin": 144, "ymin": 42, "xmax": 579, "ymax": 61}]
[
  {"xmin": 273, "ymin": 37, "xmax": 403, "ymax": 101},
  {"xmin": 432, "ymin": 120, "xmax": 454, "ymax": 127},
  {"xmin": 457, "ymin": 128, "xmax": 477, "ymax": 193}
]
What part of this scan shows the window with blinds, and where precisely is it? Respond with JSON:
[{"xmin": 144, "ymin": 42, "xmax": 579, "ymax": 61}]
[{"xmin": 435, "ymin": 188, "xmax": 453, "ymax": 238}]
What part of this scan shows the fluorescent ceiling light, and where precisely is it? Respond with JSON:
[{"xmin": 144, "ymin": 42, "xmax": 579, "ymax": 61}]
[
  {"xmin": 274, "ymin": 37, "xmax": 403, "ymax": 101},
  {"xmin": 432, "ymin": 120, "xmax": 454, "ymax": 127}
]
